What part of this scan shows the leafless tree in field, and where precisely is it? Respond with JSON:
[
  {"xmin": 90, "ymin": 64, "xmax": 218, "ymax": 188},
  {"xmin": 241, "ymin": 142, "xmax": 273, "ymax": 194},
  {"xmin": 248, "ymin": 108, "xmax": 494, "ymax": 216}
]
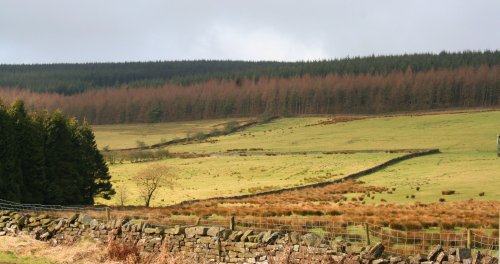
[
  {"xmin": 117, "ymin": 185, "xmax": 128, "ymax": 206},
  {"xmin": 136, "ymin": 165, "xmax": 175, "ymax": 207}
]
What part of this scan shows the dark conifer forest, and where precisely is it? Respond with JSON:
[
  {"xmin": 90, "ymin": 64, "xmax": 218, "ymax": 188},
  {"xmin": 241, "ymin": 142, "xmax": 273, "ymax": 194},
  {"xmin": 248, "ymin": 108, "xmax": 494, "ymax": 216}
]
[
  {"xmin": 0, "ymin": 51, "xmax": 499, "ymax": 124},
  {"xmin": 0, "ymin": 100, "xmax": 114, "ymax": 204}
]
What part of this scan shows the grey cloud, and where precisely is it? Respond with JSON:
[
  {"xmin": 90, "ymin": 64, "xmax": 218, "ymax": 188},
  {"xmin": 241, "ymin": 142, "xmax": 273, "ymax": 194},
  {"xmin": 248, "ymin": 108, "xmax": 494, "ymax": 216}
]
[{"xmin": 0, "ymin": 0, "xmax": 499, "ymax": 63}]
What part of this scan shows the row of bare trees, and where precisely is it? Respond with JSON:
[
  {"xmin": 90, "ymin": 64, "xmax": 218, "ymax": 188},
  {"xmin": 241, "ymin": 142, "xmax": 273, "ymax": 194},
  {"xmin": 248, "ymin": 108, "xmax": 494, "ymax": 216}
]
[{"xmin": 1, "ymin": 65, "xmax": 498, "ymax": 124}]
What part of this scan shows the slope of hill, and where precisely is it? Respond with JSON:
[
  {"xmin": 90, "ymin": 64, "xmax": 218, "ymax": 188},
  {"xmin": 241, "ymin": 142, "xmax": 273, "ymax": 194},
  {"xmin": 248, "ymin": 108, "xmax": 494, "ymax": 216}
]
[
  {"xmin": 1, "ymin": 50, "xmax": 499, "ymax": 93},
  {"xmin": 95, "ymin": 110, "xmax": 500, "ymax": 207},
  {"xmin": 1, "ymin": 64, "xmax": 498, "ymax": 124}
]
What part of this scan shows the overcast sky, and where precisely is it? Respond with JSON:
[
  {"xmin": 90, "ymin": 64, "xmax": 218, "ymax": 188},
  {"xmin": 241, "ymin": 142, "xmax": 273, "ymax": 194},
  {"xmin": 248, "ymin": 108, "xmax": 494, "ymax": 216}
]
[{"xmin": 0, "ymin": 0, "xmax": 499, "ymax": 63}]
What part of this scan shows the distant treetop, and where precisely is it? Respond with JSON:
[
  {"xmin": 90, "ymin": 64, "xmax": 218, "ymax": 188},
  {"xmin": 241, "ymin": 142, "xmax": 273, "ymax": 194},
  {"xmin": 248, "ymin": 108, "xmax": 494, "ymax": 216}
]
[{"xmin": 1, "ymin": 50, "xmax": 499, "ymax": 94}]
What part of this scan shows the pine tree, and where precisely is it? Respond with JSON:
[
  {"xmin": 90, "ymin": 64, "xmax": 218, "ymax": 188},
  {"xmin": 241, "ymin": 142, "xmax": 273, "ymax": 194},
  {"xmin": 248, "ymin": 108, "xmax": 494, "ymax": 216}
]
[
  {"xmin": 8, "ymin": 100, "xmax": 47, "ymax": 203},
  {"xmin": 76, "ymin": 121, "xmax": 115, "ymax": 204},
  {"xmin": 0, "ymin": 102, "xmax": 22, "ymax": 202},
  {"xmin": 44, "ymin": 111, "xmax": 81, "ymax": 204},
  {"xmin": 0, "ymin": 102, "xmax": 115, "ymax": 205}
]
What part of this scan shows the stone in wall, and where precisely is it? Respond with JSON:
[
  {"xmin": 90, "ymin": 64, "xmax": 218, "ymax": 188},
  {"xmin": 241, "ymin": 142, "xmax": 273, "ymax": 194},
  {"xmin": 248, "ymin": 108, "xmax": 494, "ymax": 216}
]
[{"xmin": 0, "ymin": 210, "xmax": 498, "ymax": 264}]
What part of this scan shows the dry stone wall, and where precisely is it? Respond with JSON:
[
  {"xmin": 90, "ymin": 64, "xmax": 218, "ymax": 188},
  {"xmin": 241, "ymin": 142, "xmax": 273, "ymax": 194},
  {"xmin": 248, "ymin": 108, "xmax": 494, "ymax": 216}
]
[{"xmin": 0, "ymin": 210, "xmax": 498, "ymax": 264}]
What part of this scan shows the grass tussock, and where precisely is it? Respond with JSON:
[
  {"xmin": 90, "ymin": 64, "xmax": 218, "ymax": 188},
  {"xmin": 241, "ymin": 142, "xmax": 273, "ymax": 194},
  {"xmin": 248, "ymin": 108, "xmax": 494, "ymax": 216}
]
[
  {"xmin": 106, "ymin": 235, "xmax": 139, "ymax": 263},
  {"xmin": 0, "ymin": 235, "xmax": 107, "ymax": 264},
  {"xmin": 107, "ymin": 180, "xmax": 500, "ymax": 230},
  {"xmin": 0, "ymin": 234, "xmax": 206, "ymax": 264}
]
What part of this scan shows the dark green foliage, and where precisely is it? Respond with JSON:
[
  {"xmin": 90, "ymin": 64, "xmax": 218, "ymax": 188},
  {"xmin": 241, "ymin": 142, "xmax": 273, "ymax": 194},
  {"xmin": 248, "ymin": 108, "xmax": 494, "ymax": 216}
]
[
  {"xmin": 222, "ymin": 102, "xmax": 235, "ymax": 117},
  {"xmin": 77, "ymin": 122, "xmax": 115, "ymax": 201},
  {"xmin": 8, "ymin": 101, "xmax": 47, "ymax": 203},
  {"xmin": 44, "ymin": 111, "xmax": 81, "ymax": 204},
  {"xmin": 0, "ymin": 100, "xmax": 114, "ymax": 205},
  {"xmin": 148, "ymin": 105, "xmax": 163, "ymax": 123},
  {"xmin": 0, "ymin": 102, "xmax": 22, "ymax": 202},
  {"xmin": 1, "ymin": 50, "xmax": 499, "ymax": 94},
  {"xmin": 1, "ymin": 51, "xmax": 499, "ymax": 125}
]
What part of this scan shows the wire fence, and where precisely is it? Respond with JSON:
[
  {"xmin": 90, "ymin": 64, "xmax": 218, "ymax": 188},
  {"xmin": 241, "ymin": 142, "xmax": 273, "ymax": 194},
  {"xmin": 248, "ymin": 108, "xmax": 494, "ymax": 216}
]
[
  {"xmin": 0, "ymin": 200, "xmax": 498, "ymax": 257},
  {"xmin": 0, "ymin": 198, "xmax": 108, "ymax": 212},
  {"xmin": 231, "ymin": 217, "xmax": 498, "ymax": 257},
  {"xmin": 128, "ymin": 214, "xmax": 500, "ymax": 257}
]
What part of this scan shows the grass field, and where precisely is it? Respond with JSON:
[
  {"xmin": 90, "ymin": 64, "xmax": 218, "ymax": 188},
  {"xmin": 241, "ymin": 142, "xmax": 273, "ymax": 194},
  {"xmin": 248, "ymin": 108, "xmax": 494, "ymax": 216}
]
[
  {"xmin": 347, "ymin": 151, "xmax": 500, "ymax": 204},
  {"xmin": 169, "ymin": 111, "xmax": 499, "ymax": 153},
  {"xmin": 167, "ymin": 111, "xmax": 500, "ymax": 204},
  {"xmin": 94, "ymin": 110, "xmax": 500, "ymax": 207},
  {"xmin": 98, "ymin": 153, "xmax": 400, "ymax": 206},
  {"xmin": 92, "ymin": 118, "xmax": 250, "ymax": 150}
]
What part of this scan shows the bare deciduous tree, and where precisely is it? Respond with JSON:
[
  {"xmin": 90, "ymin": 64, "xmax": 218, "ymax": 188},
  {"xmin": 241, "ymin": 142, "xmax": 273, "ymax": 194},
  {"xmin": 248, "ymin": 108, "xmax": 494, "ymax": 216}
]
[
  {"xmin": 117, "ymin": 185, "xmax": 128, "ymax": 206},
  {"xmin": 136, "ymin": 165, "xmax": 175, "ymax": 207}
]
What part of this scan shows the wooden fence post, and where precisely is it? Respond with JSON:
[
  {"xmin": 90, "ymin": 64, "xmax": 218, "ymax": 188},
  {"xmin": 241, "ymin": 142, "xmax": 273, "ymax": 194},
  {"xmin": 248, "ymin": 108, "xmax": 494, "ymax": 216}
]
[
  {"xmin": 106, "ymin": 207, "xmax": 110, "ymax": 223},
  {"xmin": 497, "ymin": 135, "xmax": 500, "ymax": 157},
  {"xmin": 230, "ymin": 215, "xmax": 235, "ymax": 231},
  {"xmin": 466, "ymin": 228, "xmax": 471, "ymax": 249},
  {"xmin": 365, "ymin": 223, "xmax": 371, "ymax": 246}
]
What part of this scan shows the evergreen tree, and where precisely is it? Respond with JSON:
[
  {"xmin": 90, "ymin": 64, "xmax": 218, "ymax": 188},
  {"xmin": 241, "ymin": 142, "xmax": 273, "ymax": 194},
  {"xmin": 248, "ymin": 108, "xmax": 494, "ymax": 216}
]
[
  {"xmin": 0, "ymin": 102, "xmax": 115, "ymax": 205},
  {"xmin": 0, "ymin": 50, "xmax": 499, "ymax": 94},
  {"xmin": 8, "ymin": 100, "xmax": 47, "ymax": 203},
  {"xmin": 77, "ymin": 121, "xmax": 115, "ymax": 204},
  {"xmin": 44, "ymin": 111, "xmax": 82, "ymax": 204},
  {"xmin": 0, "ymin": 102, "xmax": 22, "ymax": 202}
]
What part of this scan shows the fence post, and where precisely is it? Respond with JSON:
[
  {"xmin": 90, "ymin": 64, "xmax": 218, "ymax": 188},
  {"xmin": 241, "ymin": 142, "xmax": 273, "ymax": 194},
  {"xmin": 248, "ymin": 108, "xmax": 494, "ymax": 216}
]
[
  {"xmin": 497, "ymin": 135, "xmax": 500, "ymax": 157},
  {"xmin": 106, "ymin": 207, "xmax": 110, "ymax": 223},
  {"xmin": 230, "ymin": 215, "xmax": 235, "ymax": 231},
  {"xmin": 365, "ymin": 223, "xmax": 371, "ymax": 246},
  {"xmin": 466, "ymin": 228, "xmax": 471, "ymax": 249}
]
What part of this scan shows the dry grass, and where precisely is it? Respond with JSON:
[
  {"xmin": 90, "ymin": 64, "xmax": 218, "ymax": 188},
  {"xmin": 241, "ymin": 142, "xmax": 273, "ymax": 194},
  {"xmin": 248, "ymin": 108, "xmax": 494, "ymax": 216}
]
[
  {"xmin": 108, "ymin": 180, "xmax": 500, "ymax": 230},
  {"xmin": 0, "ymin": 234, "xmax": 207, "ymax": 264},
  {"xmin": 106, "ymin": 235, "xmax": 139, "ymax": 263},
  {"xmin": 0, "ymin": 235, "xmax": 109, "ymax": 264}
]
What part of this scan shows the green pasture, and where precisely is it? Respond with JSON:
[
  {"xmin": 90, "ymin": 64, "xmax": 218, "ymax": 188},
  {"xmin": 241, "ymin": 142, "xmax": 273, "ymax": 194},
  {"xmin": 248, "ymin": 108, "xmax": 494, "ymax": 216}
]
[
  {"xmin": 348, "ymin": 151, "xmax": 500, "ymax": 204},
  {"xmin": 94, "ymin": 110, "xmax": 500, "ymax": 205},
  {"xmin": 97, "ymin": 153, "xmax": 400, "ymax": 206},
  {"xmin": 167, "ymin": 111, "xmax": 500, "ymax": 203},
  {"xmin": 92, "ymin": 118, "xmax": 250, "ymax": 150},
  {"xmin": 170, "ymin": 111, "xmax": 500, "ymax": 153}
]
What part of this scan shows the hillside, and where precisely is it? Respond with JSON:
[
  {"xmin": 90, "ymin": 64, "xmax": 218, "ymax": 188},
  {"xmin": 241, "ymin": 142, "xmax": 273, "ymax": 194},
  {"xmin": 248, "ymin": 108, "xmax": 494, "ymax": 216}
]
[
  {"xmin": 0, "ymin": 51, "xmax": 499, "ymax": 124},
  {"xmin": 94, "ymin": 110, "xmax": 500, "ymax": 207},
  {"xmin": 1, "ymin": 51, "xmax": 499, "ymax": 93},
  {"xmin": 1, "ymin": 65, "xmax": 498, "ymax": 124}
]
